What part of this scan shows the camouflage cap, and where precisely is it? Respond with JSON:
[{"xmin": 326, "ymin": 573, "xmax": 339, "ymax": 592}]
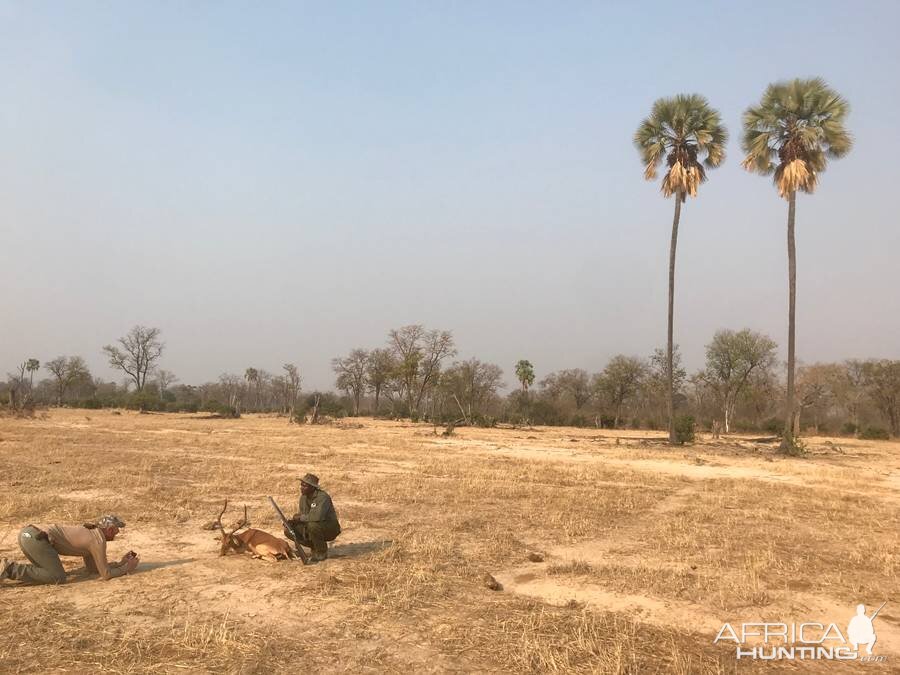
[{"xmin": 97, "ymin": 514, "xmax": 126, "ymax": 529}]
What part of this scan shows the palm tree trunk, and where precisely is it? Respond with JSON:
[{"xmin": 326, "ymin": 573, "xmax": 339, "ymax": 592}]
[
  {"xmin": 667, "ymin": 195, "xmax": 682, "ymax": 444},
  {"xmin": 781, "ymin": 191, "xmax": 797, "ymax": 451}
]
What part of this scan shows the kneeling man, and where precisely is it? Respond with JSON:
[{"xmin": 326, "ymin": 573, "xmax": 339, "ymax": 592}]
[
  {"xmin": 284, "ymin": 473, "xmax": 341, "ymax": 563},
  {"xmin": 1, "ymin": 515, "xmax": 139, "ymax": 585}
]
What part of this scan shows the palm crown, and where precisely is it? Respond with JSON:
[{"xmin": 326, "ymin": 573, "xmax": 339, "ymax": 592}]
[
  {"xmin": 741, "ymin": 78, "xmax": 851, "ymax": 197},
  {"xmin": 635, "ymin": 94, "xmax": 727, "ymax": 202}
]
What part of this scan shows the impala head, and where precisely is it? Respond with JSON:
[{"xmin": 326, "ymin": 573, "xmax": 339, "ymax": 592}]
[{"xmin": 215, "ymin": 500, "xmax": 250, "ymax": 556}]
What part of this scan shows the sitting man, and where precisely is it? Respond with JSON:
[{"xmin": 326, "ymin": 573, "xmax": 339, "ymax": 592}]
[
  {"xmin": 0, "ymin": 514, "xmax": 139, "ymax": 585},
  {"xmin": 283, "ymin": 473, "xmax": 341, "ymax": 563}
]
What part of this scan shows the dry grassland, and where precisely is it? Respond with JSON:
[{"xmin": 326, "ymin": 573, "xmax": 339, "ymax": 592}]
[{"xmin": 1, "ymin": 410, "xmax": 898, "ymax": 673}]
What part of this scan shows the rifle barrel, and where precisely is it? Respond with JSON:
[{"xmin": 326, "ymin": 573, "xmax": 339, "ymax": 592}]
[{"xmin": 267, "ymin": 496, "xmax": 308, "ymax": 564}]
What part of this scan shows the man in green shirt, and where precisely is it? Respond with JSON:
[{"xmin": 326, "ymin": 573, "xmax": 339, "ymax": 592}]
[{"xmin": 284, "ymin": 473, "xmax": 341, "ymax": 563}]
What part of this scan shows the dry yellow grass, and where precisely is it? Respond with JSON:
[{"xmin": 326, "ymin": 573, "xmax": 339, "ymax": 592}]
[{"xmin": 1, "ymin": 409, "xmax": 898, "ymax": 673}]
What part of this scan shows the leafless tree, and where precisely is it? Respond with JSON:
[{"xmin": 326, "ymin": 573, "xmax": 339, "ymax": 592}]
[
  {"xmin": 596, "ymin": 356, "xmax": 648, "ymax": 428},
  {"xmin": 332, "ymin": 349, "xmax": 369, "ymax": 415},
  {"xmin": 440, "ymin": 359, "xmax": 505, "ymax": 423},
  {"xmin": 739, "ymin": 367, "xmax": 780, "ymax": 428},
  {"xmin": 541, "ymin": 369, "xmax": 592, "ymax": 410},
  {"xmin": 366, "ymin": 348, "xmax": 395, "ymax": 413},
  {"xmin": 103, "ymin": 325, "xmax": 164, "ymax": 392},
  {"xmin": 794, "ymin": 363, "xmax": 839, "ymax": 434},
  {"xmin": 155, "ymin": 369, "xmax": 178, "ymax": 400},
  {"xmin": 388, "ymin": 325, "xmax": 456, "ymax": 417},
  {"xmin": 283, "ymin": 363, "xmax": 302, "ymax": 419},
  {"xmin": 45, "ymin": 356, "xmax": 91, "ymax": 405},
  {"xmin": 702, "ymin": 329, "xmax": 777, "ymax": 433},
  {"xmin": 6, "ymin": 362, "xmax": 27, "ymax": 409},
  {"xmin": 830, "ymin": 360, "xmax": 868, "ymax": 436},
  {"xmin": 646, "ymin": 347, "xmax": 686, "ymax": 425},
  {"xmin": 862, "ymin": 360, "xmax": 900, "ymax": 437},
  {"xmin": 256, "ymin": 369, "xmax": 273, "ymax": 410},
  {"xmin": 219, "ymin": 373, "xmax": 244, "ymax": 411}
]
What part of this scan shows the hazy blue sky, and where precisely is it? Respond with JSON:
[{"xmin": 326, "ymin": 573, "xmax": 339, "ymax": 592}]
[{"xmin": 2, "ymin": 1, "xmax": 899, "ymax": 390}]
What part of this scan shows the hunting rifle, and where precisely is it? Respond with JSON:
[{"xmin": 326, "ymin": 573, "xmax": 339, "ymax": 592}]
[{"xmin": 267, "ymin": 496, "xmax": 309, "ymax": 564}]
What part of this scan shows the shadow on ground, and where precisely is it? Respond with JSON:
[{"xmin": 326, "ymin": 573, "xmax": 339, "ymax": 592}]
[
  {"xmin": 329, "ymin": 540, "xmax": 393, "ymax": 558},
  {"xmin": 137, "ymin": 558, "xmax": 196, "ymax": 572}
]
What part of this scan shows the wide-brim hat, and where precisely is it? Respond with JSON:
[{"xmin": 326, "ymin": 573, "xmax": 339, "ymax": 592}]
[{"xmin": 300, "ymin": 473, "xmax": 320, "ymax": 489}]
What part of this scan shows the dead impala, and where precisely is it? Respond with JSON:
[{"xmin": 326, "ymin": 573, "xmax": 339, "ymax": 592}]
[{"xmin": 214, "ymin": 500, "xmax": 296, "ymax": 562}]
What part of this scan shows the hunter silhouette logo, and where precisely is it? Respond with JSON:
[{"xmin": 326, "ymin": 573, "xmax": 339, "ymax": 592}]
[
  {"xmin": 714, "ymin": 602, "xmax": 888, "ymax": 662},
  {"xmin": 848, "ymin": 602, "xmax": 885, "ymax": 656}
]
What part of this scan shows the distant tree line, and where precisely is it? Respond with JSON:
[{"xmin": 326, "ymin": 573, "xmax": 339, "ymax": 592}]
[
  {"xmin": 4, "ymin": 320, "xmax": 899, "ymax": 440},
  {"xmin": 0, "ymin": 325, "xmax": 305, "ymax": 418},
  {"xmin": 326, "ymin": 324, "xmax": 900, "ymax": 439}
]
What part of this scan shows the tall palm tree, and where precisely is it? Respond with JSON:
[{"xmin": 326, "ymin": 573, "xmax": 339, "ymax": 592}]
[
  {"xmin": 25, "ymin": 358, "xmax": 40, "ymax": 388},
  {"xmin": 741, "ymin": 78, "xmax": 851, "ymax": 452},
  {"xmin": 25, "ymin": 358, "xmax": 40, "ymax": 403},
  {"xmin": 244, "ymin": 367, "xmax": 259, "ymax": 412},
  {"xmin": 635, "ymin": 95, "xmax": 727, "ymax": 444},
  {"xmin": 515, "ymin": 360, "xmax": 535, "ymax": 394}
]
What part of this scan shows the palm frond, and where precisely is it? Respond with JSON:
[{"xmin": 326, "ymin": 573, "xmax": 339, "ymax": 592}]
[
  {"xmin": 635, "ymin": 94, "xmax": 727, "ymax": 199},
  {"xmin": 741, "ymin": 77, "xmax": 852, "ymax": 198}
]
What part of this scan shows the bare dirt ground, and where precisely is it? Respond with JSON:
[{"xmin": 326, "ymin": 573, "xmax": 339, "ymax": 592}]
[{"xmin": 1, "ymin": 410, "xmax": 898, "ymax": 673}]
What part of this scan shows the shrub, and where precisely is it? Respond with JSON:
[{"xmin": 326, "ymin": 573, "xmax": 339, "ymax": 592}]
[
  {"xmin": 763, "ymin": 417, "xmax": 782, "ymax": 435},
  {"xmin": 164, "ymin": 402, "xmax": 199, "ymax": 413},
  {"xmin": 81, "ymin": 398, "xmax": 103, "ymax": 410},
  {"xmin": 215, "ymin": 404, "xmax": 240, "ymax": 419},
  {"xmin": 293, "ymin": 392, "xmax": 347, "ymax": 422},
  {"xmin": 200, "ymin": 400, "xmax": 239, "ymax": 418},
  {"xmin": 860, "ymin": 426, "xmax": 890, "ymax": 441},
  {"xmin": 569, "ymin": 414, "xmax": 589, "ymax": 428},
  {"xmin": 126, "ymin": 390, "xmax": 162, "ymax": 412},
  {"xmin": 673, "ymin": 415, "xmax": 695, "ymax": 445},
  {"xmin": 841, "ymin": 422, "xmax": 859, "ymax": 436},
  {"xmin": 780, "ymin": 437, "xmax": 808, "ymax": 456},
  {"xmin": 528, "ymin": 400, "xmax": 564, "ymax": 426},
  {"xmin": 598, "ymin": 414, "xmax": 616, "ymax": 429}
]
